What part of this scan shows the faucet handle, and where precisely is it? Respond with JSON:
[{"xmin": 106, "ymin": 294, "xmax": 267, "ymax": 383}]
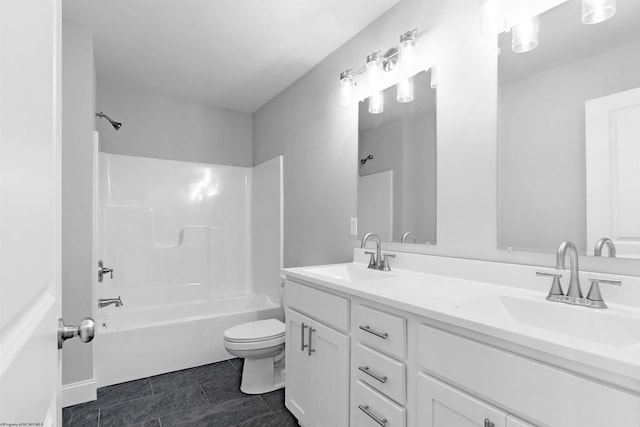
[
  {"xmin": 380, "ymin": 253, "xmax": 395, "ymax": 271},
  {"xmin": 536, "ymin": 271, "xmax": 564, "ymax": 301},
  {"xmin": 364, "ymin": 251, "xmax": 377, "ymax": 269},
  {"xmin": 586, "ymin": 278, "xmax": 622, "ymax": 309}
]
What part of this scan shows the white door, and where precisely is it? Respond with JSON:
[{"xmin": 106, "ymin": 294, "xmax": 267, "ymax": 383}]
[
  {"xmin": 418, "ymin": 373, "xmax": 506, "ymax": 427},
  {"xmin": 312, "ymin": 321, "xmax": 349, "ymax": 427},
  {"xmin": 0, "ymin": 0, "xmax": 62, "ymax": 425},
  {"xmin": 285, "ymin": 308, "xmax": 313, "ymax": 425},
  {"xmin": 586, "ymin": 87, "xmax": 640, "ymax": 258}
]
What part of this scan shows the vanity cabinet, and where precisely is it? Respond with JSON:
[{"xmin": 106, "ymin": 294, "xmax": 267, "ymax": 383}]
[
  {"xmin": 284, "ymin": 282, "xmax": 350, "ymax": 427},
  {"xmin": 283, "ymin": 273, "xmax": 640, "ymax": 427},
  {"xmin": 418, "ymin": 373, "xmax": 534, "ymax": 427}
]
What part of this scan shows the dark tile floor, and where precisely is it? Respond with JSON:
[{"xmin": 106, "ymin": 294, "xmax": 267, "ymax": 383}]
[{"xmin": 63, "ymin": 359, "xmax": 298, "ymax": 427}]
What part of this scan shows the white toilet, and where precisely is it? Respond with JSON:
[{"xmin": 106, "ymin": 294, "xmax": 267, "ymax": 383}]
[{"xmin": 223, "ymin": 318, "xmax": 286, "ymax": 394}]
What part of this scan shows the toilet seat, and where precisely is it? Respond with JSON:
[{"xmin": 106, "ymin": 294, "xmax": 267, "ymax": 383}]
[
  {"xmin": 224, "ymin": 335, "xmax": 284, "ymax": 352},
  {"xmin": 224, "ymin": 319, "xmax": 285, "ymax": 343}
]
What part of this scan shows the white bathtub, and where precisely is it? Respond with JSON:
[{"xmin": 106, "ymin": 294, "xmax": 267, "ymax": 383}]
[{"xmin": 94, "ymin": 293, "xmax": 282, "ymax": 387}]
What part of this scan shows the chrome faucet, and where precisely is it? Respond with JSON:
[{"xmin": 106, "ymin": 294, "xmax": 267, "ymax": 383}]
[
  {"xmin": 361, "ymin": 233, "xmax": 382, "ymax": 269},
  {"xmin": 401, "ymin": 232, "xmax": 418, "ymax": 243},
  {"xmin": 98, "ymin": 297, "xmax": 123, "ymax": 308},
  {"xmin": 556, "ymin": 241, "xmax": 583, "ymax": 304},
  {"xmin": 594, "ymin": 237, "xmax": 616, "ymax": 258}
]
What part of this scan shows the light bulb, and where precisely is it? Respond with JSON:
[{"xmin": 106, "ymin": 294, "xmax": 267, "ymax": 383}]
[
  {"xmin": 398, "ymin": 30, "xmax": 417, "ymax": 78},
  {"xmin": 366, "ymin": 51, "xmax": 384, "ymax": 114},
  {"xmin": 512, "ymin": 16, "xmax": 540, "ymax": 53},
  {"xmin": 339, "ymin": 69, "xmax": 354, "ymax": 106},
  {"xmin": 397, "ymin": 77, "xmax": 414, "ymax": 103},
  {"xmin": 582, "ymin": 0, "xmax": 616, "ymax": 24},
  {"xmin": 479, "ymin": 0, "xmax": 506, "ymax": 34},
  {"xmin": 369, "ymin": 91, "xmax": 384, "ymax": 114},
  {"xmin": 430, "ymin": 66, "xmax": 437, "ymax": 89}
]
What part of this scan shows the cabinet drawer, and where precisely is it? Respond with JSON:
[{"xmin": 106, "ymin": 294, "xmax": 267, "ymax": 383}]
[
  {"xmin": 354, "ymin": 343, "xmax": 406, "ymax": 405},
  {"xmin": 284, "ymin": 280, "xmax": 349, "ymax": 331},
  {"xmin": 354, "ymin": 380, "xmax": 405, "ymax": 427},
  {"xmin": 417, "ymin": 324, "xmax": 640, "ymax": 427},
  {"xmin": 355, "ymin": 305, "xmax": 406, "ymax": 359}
]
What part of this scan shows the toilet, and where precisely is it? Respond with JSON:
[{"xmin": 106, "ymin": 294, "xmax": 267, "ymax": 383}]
[{"xmin": 223, "ymin": 318, "xmax": 286, "ymax": 394}]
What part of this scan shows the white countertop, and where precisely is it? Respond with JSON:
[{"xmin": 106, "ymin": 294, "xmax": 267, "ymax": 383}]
[{"xmin": 283, "ymin": 258, "xmax": 640, "ymax": 394}]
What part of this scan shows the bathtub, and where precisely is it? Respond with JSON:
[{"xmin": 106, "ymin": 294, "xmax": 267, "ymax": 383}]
[{"xmin": 94, "ymin": 293, "xmax": 282, "ymax": 387}]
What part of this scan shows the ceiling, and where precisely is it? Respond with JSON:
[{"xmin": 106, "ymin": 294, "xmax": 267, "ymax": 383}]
[{"xmin": 62, "ymin": 0, "xmax": 401, "ymax": 113}]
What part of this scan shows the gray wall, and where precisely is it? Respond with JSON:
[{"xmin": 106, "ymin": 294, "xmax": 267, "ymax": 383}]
[
  {"xmin": 61, "ymin": 22, "xmax": 95, "ymax": 386},
  {"xmin": 253, "ymin": 0, "xmax": 498, "ymax": 268},
  {"xmin": 97, "ymin": 82, "xmax": 253, "ymax": 166},
  {"xmin": 499, "ymin": 39, "xmax": 640, "ymax": 253}
]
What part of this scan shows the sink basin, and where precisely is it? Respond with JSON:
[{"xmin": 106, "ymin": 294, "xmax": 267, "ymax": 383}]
[
  {"xmin": 302, "ymin": 264, "xmax": 396, "ymax": 283},
  {"xmin": 460, "ymin": 295, "xmax": 640, "ymax": 348}
]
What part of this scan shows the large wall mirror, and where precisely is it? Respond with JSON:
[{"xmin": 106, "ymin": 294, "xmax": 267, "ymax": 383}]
[
  {"xmin": 498, "ymin": 0, "xmax": 640, "ymax": 258},
  {"xmin": 357, "ymin": 69, "xmax": 436, "ymax": 245}
]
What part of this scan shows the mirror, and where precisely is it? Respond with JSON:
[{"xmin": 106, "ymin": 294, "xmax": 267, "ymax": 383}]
[
  {"xmin": 357, "ymin": 70, "xmax": 436, "ymax": 245},
  {"xmin": 497, "ymin": 0, "xmax": 640, "ymax": 258}
]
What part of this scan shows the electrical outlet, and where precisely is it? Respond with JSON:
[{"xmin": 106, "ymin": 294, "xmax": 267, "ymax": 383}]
[{"xmin": 350, "ymin": 218, "xmax": 358, "ymax": 236}]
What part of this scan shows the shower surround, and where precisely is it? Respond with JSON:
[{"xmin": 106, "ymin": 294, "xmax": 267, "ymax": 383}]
[{"xmin": 95, "ymin": 153, "xmax": 283, "ymax": 387}]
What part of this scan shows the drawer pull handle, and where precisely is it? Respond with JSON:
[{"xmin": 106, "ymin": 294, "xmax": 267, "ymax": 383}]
[
  {"xmin": 358, "ymin": 404, "xmax": 387, "ymax": 426},
  {"xmin": 301, "ymin": 323, "xmax": 308, "ymax": 352},
  {"xmin": 308, "ymin": 327, "xmax": 316, "ymax": 356},
  {"xmin": 359, "ymin": 325, "xmax": 388, "ymax": 339},
  {"xmin": 358, "ymin": 365, "xmax": 388, "ymax": 383}
]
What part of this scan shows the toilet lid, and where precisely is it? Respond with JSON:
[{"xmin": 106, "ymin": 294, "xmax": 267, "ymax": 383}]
[{"xmin": 224, "ymin": 319, "xmax": 285, "ymax": 343}]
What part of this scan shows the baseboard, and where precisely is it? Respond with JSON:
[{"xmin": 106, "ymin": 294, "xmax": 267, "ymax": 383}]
[{"xmin": 62, "ymin": 378, "xmax": 97, "ymax": 408}]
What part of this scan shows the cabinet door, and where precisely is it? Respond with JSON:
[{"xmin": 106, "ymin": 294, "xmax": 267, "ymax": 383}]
[
  {"xmin": 311, "ymin": 320, "xmax": 350, "ymax": 427},
  {"xmin": 418, "ymin": 373, "xmax": 506, "ymax": 427},
  {"xmin": 285, "ymin": 308, "xmax": 314, "ymax": 425}
]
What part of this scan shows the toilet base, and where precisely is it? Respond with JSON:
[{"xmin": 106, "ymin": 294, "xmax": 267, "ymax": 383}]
[{"xmin": 240, "ymin": 354, "xmax": 285, "ymax": 394}]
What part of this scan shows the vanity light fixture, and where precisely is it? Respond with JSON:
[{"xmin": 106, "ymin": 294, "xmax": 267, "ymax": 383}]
[
  {"xmin": 366, "ymin": 51, "xmax": 384, "ymax": 114},
  {"xmin": 479, "ymin": 0, "xmax": 507, "ymax": 34},
  {"xmin": 397, "ymin": 30, "xmax": 417, "ymax": 103},
  {"xmin": 511, "ymin": 16, "xmax": 539, "ymax": 53},
  {"xmin": 338, "ymin": 29, "xmax": 419, "ymax": 111},
  {"xmin": 582, "ymin": 0, "xmax": 616, "ymax": 24},
  {"xmin": 339, "ymin": 69, "xmax": 355, "ymax": 106}
]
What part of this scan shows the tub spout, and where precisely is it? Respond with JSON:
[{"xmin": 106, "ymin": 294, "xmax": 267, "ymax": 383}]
[{"xmin": 98, "ymin": 297, "xmax": 123, "ymax": 308}]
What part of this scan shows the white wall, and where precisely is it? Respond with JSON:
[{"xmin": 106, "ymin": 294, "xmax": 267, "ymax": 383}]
[
  {"xmin": 251, "ymin": 156, "xmax": 284, "ymax": 305},
  {"xmin": 499, "ymin": 39, "xmax": 640, "ymax": 253},
  {"xmin": 61, "ymin": 21, "xmax": 95, "ymax": 386},
  {"xmin": 97, "ymin": 82, "xmax": 253, "ymax": 166}
]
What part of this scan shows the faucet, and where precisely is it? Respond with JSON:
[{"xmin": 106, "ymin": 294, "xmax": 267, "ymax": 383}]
[
  {"xmin": 98, "ymin": 297, "xmax": 123, "ymax": 308},
  {"xmin": 361, "ymin": 233, "xmax": 382, "ymax": 269},
  {"xmin": 594, "ymin": 237, "xmax": 616, "ymax": 258},
  {"xmin": 401, "ymin": 232, "xmax": 418, "ymax": 243},
  {"xmin": 556, "ymin": 241, "xmax": 582, "ymax": 303}
]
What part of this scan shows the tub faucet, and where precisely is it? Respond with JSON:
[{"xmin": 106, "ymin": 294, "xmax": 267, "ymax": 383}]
[
  {"xmin": 361, "ymin": 233, "xmax": 382, "ymax": 269},
  {"xmin": 556, "ymin": 241, "xmax": 582, "ymax": 304},
  {"xmin": 98, "ymin": 297, "xmax": 123, "ymax": 308},
  {"xmin": 594, "ymin": 237, "xmax": 616, "ymax": 258}
]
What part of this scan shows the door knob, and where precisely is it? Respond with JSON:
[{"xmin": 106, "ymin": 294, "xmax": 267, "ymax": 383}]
[{"xmin": 58, "ymin": 317, "xmax": 95, "ymax": 349}]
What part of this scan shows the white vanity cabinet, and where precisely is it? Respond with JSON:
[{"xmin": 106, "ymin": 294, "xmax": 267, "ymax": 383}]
[
  {"xmin": 418, "ymin": 373, "xmax": 534, "ymax": 427},
  {"xmin": 284, "ymin": 281, "xmax": 350, "ymax": 427},
  {"xmin": 283, "ymin": 268, "xmax": 640, "ymax": 427}
]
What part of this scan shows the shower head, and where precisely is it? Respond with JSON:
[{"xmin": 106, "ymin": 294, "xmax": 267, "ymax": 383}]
[{"xmin": 95, "ymin": 112, "xmax": 122, "ymax": 130}]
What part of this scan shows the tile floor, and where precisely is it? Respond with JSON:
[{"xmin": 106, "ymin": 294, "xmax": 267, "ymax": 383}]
[{"xmin": 62, "ymin": 359, "xmax": 298, "ymax": 427}]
